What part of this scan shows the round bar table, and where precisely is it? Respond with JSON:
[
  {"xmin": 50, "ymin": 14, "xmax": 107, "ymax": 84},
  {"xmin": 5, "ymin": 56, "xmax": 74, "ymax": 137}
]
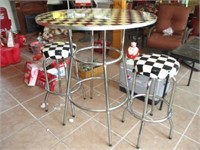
[{"xmin": 36, "ymin": 8, "xmax": 157, "ymax": 146}]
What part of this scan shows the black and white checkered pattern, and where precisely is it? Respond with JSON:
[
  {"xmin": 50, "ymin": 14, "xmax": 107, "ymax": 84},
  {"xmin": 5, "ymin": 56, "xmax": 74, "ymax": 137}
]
[
  {"xmin": 42, "ymin": 42, "xmax": 76, "ymax": 60},
  {"xmin": 36, "ymin": 8, "xmax": 156, "ymax": 29},
  {"xmin": 133, "ymin": 53, "xmax": 180, "ymax": 79}
]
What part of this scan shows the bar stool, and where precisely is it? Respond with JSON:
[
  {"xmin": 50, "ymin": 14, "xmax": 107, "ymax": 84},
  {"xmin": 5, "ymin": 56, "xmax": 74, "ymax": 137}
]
[
  {"xmin": 122, "ymin": 53, "xmax": 180, "ymax": 149},
  {"xmin": 42, "ymin": 41, "xmax": 77, "ymax": 112}
]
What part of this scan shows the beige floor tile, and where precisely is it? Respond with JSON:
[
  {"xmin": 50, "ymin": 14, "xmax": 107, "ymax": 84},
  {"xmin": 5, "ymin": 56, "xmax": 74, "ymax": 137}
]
[
  {"xmin": 178, "ymin": 77, "xmax": 200, "ymax": 95},
  {"xmin": 71, "ymin": 90, "xmax": 115, "ymax": 115},
  {"xmin": 9, "ymin": 84, "xmax": 45, "ymax": 103},
  {"xmin": 94, "ymin": 106, "xmax": 139, "ymax": 137},
  {"xmin": 0, "ymin": 121, "xmax": 58, "ymax": 150},
  {"xmin": 62, "ymin": 119, "xmax": 121, "ymax": 150},
  {"xmin": 113, "ymin": 140, "xmax": 136, "ymax": 150},
  {"xmin": 197, "ymin": 109, "xmax": 200, "ymax": 116},
  {"xmin": 23, "ymin": 93, "xmax": 64, "ymax": 119},
  {"xmin": 185, "ymin": 115, "xmax": 200, "ymax": 143},
  {"xmin": 0, "ymin": 105, "xmax": 36, "ymax": 140},
  {"xmin": 94, "ymin": 79, "xmax": 126, "ymax": 100},
  {"xmin": 176, "ymin": 64, "xmax": 190, "ymax": 82},
  {"xmin": 49, "ymin": 142, "xmax": 70, "ymax": 150},
  {"xmin": 185, "ymin": 69, "xmax": 200, "ymax": 81},
  {"xmin": 176, "ymin": 136, "xmax": 200, "ymax": 150},
  {"xmin": 161, "ymin": 105, "xmax": 194, "ymax": 134},
  {"xmin": 125, "ymin": 123, "xmax": 181, "ymax": 150},
  {"xmin": 0, "ymin": 73, "xmax": 24, "ymax": 91},
  {"xmin": 0, "ymin": 31, "xmax": 199, "ymax": 150},
  {"xmin": 40, "ymin": 107, "xmax": 90, "ymax": 139},
  {"xmin": 173, "ymin": 88, "xmax": 200, "ymax": 113},
  {"xmin": 0, "ymin": 66, "xmax": 22, "ymax": 80},
  {"xmin": 0, "ymin": 90, "xmax": 18, "ymax": 112}
]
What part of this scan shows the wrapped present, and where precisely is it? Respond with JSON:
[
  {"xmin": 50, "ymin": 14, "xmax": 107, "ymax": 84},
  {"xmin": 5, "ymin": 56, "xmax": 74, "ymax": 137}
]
[
  {"xmin": 47, "ymin": 59, "xmax": 70, "ymax": 77},
  {"xmin": 0, "ymin": 43, "xmax": 20, "ymax": 67},
  {"xmin": 24, "ymin": 61, "xmax": 39, "ymax": 86},
  {"xmin": 14, "ymin": 34, "xmax": 26, "ymax": 47},
  {"xmin": 94, "ymin": 41, "xmax": 110, "ymax": 53},
  {"xmin": 0, "ymin": 7, "xmax": 11, "ymax": 37},
  {"xmin": 36, "ymin": 70, "xmax": 56, "ymax": 91},
  {"xmin": 29, "ymin": 41, "xmax": 43, "ymax": 54}
]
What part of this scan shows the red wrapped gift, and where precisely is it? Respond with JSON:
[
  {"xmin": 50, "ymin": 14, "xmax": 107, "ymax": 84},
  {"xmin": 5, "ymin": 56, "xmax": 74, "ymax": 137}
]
[
  {"xmin": 94, "ymin": 41, "xmax": 110, "ymax": 54},
  {"xmin": 0, "ymin": 7, "xmax": 11, "ymax": 37},
  {"xmin": 36, "ymin": 70, "xmax": 56, "ymax": 91},
  {"xmin": 47, "ymin": 59, "xmax": 70, "ymax": 77},
  {"xmin": 24, "ymin": 61, "xmax": 39, "ymax": 86},
  {"xmin": 0, "ymin": 43, "xmax": 21, "ymax": 67},
  {"xmin": 14, "ymin": 34, "xmax": 26, "ymax": 47}
]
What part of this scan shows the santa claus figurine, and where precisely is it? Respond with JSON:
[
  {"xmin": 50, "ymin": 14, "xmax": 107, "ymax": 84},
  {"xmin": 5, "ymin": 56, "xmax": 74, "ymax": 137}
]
[{"xmin": 127, "ymin": 42, "xmax": 140, "ymax": 60}]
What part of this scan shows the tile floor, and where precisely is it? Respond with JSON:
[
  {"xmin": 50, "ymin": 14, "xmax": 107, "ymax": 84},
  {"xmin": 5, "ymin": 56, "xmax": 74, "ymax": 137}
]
[{"xmin": 0, "ymin": 31, "xmax": 200, "ymax": 150}]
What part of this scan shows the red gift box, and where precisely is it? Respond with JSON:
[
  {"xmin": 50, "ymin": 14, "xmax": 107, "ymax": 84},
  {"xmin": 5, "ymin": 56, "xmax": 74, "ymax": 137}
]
[
  {"xmin": 0, "ymin": 7, "xmax": 11, "ymax": 37},
  {"xmin": 24, "ymin": 61, "xmax": 39, "ymax": 86},
  {"xmin": 94, "ymin": 41, "xmax": 110, "ymax": 54},
  {"xmin": 0, "ymin": 43, "xmax": 20, "ymax": 67},
  {"xmin": 36, "ymin": 70, "xmax": 56, "ymax": 91}
]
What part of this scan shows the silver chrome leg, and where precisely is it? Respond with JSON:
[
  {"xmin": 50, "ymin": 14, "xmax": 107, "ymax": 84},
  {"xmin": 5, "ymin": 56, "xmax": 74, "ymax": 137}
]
[
  {"xmin": 102, "ymin": 30, "xmax": 112, "ymax": 146},
  {"xmin": 136, "ymin": 78, "xmax": 152, "ymax": 149},
  {"xmin": 74, "ymin": 59, "xmax": 86, "ymax": 99},
  {"xmin": 122, "ymin": 71, "xmax": 137, "ymax": 122},
  {"xmin": 90, "ymin": 30, "xmax": 94, "ymax": 99},
  {"xmin": 150, "ymin": 79, "xmax": 157, "ymax": 116},
  {"xmin": 169, "ymin": 118, "xmax": 174, "ymax": 139},
  {"xmin": 168, "ymin": 77, "xmax": 177, "ymax": 139},
  {"xmin": 63, "ymin": 29, "xmax": 74, "ymax": 125},
  {"xmin": 43, "ymin": 59, "xmax": 50, "ymax": 112},
  {"xmin": 136, "ymin": 121, "xmax": 145, "ymax": 149},
  {"xmin": 44, "ymin": 92, "xmax": 49, "ymax": 112},
  {"xmin": 57, "ymin": 59, "xmax": 62, "ymax": 93}
]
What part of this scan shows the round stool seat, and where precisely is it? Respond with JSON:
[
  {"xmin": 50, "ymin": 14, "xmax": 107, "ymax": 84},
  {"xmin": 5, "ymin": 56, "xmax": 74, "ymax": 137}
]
[
  {"xmin": 134, "ymin": 53, "xmax": 180, "ymax": 79},
  {"xmin": 42, "ymin": 42, "xmax": 76, "ymax": 60}
]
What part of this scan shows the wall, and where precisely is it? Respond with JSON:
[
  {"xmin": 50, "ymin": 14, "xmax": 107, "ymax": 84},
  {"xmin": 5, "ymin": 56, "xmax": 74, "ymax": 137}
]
[
  {"xmin": 188, "ymin": 0, "xmax": 199, "ymax": 12},
  {"xmin": 0, "ymin": 0, "xmax": 18, "ymax": 32}
]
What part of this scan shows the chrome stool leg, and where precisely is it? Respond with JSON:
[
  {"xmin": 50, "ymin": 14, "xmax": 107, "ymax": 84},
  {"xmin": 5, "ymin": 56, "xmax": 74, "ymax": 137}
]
[
  {"xmin": 121, "ymin": 54, "xmax": 180, "ymax": 149},
  {"xmin": 102, "ymin": 30, "xmax": 112, "ymax": 146},
  {"xmin": 122, "ymin": 71, "xmax": 137, "ymax": 123},
  {"xmin": 43, "ymin": 59, "xmax": 50, "ymax": 112},
  {"xmin": 168, "ymin": 77, "xmax": 177, "ymax": 139},
  {"xmin": 136, "ymin": 78, "xmax": 152, "ymax": 149},
  {"xmin": 150, "ymin": 79, "xmax": 158, "ymax": 116}
]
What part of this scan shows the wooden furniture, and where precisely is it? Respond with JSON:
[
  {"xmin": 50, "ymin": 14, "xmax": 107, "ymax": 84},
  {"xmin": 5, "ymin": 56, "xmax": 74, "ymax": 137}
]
[
  {"xmin": 147, "ymin": 4, "xmax": 190, "ymax": 52},
  {"xmin": 15, "ymin": 0, "xmax": 47, "ymax": 34}
]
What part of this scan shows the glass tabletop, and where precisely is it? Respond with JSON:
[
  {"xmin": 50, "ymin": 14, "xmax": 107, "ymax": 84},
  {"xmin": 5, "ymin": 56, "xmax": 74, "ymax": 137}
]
[
  {"xmin": 171, "ymin": 37, "xmax": 200, "ymax": 63},
  {"xmin": 35, "ymin": 8, "xmax": 157, "ymax": 31}
]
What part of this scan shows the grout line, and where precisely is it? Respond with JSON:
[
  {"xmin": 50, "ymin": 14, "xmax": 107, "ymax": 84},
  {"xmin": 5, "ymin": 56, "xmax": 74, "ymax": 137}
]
[
  {"xmin": 111, "ymin": 120, "xmax": 140, "ymax": 149},
  {"xmin": 173, "ymin": 105, "xmax": 200, "ymax": 149},
  {"xmin": 2, "ymin": 90, "xmax": 61, "ymax": 143},
  {"xmin": 59, "ymin": 112, "xmax": 96, "ymax": 141},
  {"xmin": 173, "ymin": 103, "xmax": 197, "ymax": 115},
  {"xmin": 177, "ymin": 86, "xmax": 200, "ymax": 97},
  {"xmin": 182, "ymin": 134, "xmax": 200, "ymax": 145}
]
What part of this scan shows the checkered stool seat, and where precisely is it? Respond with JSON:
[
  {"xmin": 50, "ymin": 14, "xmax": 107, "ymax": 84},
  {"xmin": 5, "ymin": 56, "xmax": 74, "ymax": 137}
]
[
  {"xmin": 133, "ymin": 53, "xmax": 180, "ymax": 79},
  {"xmin": 42, "ymin": 42, "xmax": 76, "ymax": 60}
]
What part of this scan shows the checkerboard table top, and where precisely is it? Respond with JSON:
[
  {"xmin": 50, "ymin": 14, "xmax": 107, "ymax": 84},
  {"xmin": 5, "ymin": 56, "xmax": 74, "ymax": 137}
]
[
  {"xmin": 133, "ymin": 54, "xmax": 180, "ymax": 79},
  {"xmin": 36, "ymin": 8, "xmax": 157, "ymax": 31}
]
